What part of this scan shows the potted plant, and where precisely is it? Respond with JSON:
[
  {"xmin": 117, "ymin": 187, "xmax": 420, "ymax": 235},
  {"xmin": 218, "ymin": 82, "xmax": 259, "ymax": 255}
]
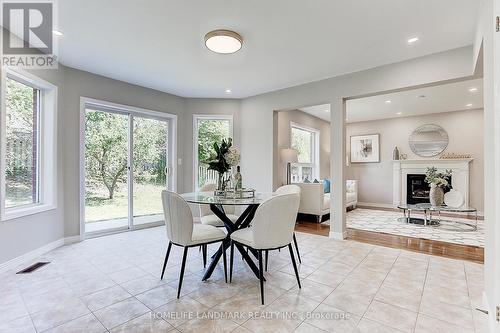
[
  {"xmin": 206, "ymin": 138, "xmax": 240, "ymax": 194},
  {"xmin": 425, "ymin": 167, "xmax": 452, "ymax": 206}
]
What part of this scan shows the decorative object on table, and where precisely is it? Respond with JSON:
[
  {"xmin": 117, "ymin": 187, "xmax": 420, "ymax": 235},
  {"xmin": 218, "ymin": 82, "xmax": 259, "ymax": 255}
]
[
  {"xmin": 280, "ymin": 148, "xmax": 298, "ymax": 184},
  {"xmin": 440, "ymin": 153, "xmax": 472, "ymax": 159},
  {"xmin": 393, "ymin": 146, "xmax": 400, "ymax": 160},
  {"xmin": 350, "ymin": 134, "xmax": 380, "ymax": 163},
  {"xmin": 409, "ymin": 124, "xmax": 449, "ymax": 157},
  {"xmin": 444, "ymin": 189, "xmax": 465, "ymax": 208},
  {"xmin": 425, "ymin": 167, "xmax": 452, "ymax": 206},
  {"xmin": 224, "ymin": 188, "xmax": 255, "ymax": 199},
  {"xmin": 400, "ymin": 153, "xmax": 408, "ymax": 160},
  {"xmin": 234, "ymin": 166, "xmax": 242, "ymax": 191},
  {"xmin": 206, "ymin": 138, "xmax": 240, "ymax": 195}
]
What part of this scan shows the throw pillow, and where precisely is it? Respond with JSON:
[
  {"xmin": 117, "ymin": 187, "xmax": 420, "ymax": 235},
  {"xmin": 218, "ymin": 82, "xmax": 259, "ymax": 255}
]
[{"xmin": 323, "ymin": 179, "xmax": 331, "ymax": 193}]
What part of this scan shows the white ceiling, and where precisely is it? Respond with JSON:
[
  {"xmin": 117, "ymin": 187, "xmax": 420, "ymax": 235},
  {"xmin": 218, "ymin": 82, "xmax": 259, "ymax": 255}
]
[
  {"xmin": 299, "ymin": 79, "xmax": 483, "ymax": 123},
  {"xmin": 56, "ymin": 0, "xmax": 479, "ymax": 98}
]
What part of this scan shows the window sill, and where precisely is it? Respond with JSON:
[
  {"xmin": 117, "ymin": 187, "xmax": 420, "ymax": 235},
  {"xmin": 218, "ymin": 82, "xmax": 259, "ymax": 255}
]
[{"xmin": 2, "ymin": 204, "xmax": 57, "ymax": 221}]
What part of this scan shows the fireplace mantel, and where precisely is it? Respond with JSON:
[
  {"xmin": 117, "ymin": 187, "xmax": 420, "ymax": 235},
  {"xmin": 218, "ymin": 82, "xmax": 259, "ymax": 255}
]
[{"xmin": 392, "ymin": 158, "xmax": 473, "ymax": 207}]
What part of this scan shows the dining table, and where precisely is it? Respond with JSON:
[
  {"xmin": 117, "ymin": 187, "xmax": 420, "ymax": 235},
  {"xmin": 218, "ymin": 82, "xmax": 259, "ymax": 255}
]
[{"xmin": 181, "ymin": 191, "xmax": 275, "ymax": 281}]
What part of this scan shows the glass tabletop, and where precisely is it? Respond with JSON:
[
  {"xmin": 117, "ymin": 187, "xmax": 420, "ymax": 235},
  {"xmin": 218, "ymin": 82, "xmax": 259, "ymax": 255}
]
[
  {"xmin": 181, "ymin": 191, "xmax": 275, "ymax": 205},
  {"xmin": 397, "ymin": 203, "xmax": 476, "ymax": 212}
]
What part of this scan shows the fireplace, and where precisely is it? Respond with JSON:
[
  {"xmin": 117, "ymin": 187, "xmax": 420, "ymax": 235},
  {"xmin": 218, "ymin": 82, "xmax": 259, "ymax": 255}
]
[{"xmin": 406, "ymin": 174, "xmax": 452, "ymax": 204}]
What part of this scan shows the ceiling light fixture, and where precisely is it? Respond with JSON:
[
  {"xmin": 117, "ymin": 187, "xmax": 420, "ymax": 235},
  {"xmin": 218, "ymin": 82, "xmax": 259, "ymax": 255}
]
[
  {"xmin": 385, "ymin": 100, "xmax": 392, "ymax": 104},
  {"xmin": 225, "ymin": 89, "xmax": 232, "ymax": 94},
  {"xmin": 466, "ymin": 103, "xmax": 473, "ymax": 107},
  {"xmin": 396, "ymin": 112, "xmax": 402, "ymax": 115},
  {"xmin": 53, "ymin": 30, "xmax": 63, "ymax": 36},
  {"xmin": 407, "ymin": 37, "xmax": 419, "ymax": 44},
  {"xmin": 205, "ymin": 30, "xmax": 243, "ymax": 54},
  {"xmin": 469, "ymin": 87, "xmax": 478, "ymax": 92}
]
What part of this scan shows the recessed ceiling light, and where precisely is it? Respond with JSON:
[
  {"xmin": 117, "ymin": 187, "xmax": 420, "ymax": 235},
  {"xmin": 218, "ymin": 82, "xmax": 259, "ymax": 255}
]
[
  {"xmin": 225, "ymin": 89, "xmax": 232, "ymax": 94},
  {"xmin": 407, "ymin": 37, "xmax": 419, "ymax": 44},
  {"xmin": 396, "ymin": 112, "xmax": 402, "ymax": 115},
  {"xmin": 52, "ymin": 30, "xmax": 63, "ymax": 36},
  {"xmin": 469, "ymin": 87, "xmax": 478, "ymax": 92},
  {"xmin": 466, "ymin": 103, "xmax": 473, "ymax": 107},
  {"xmin": 385, "ymin": 100, "xmax": 392, "ymax": 104},
  {"xmin": 324, "ymin": 109, "xmax": 330, "ymax": 113},
  {"xmin": 205, "ymin": 30, "xmax": 243, "ymax": 54}
]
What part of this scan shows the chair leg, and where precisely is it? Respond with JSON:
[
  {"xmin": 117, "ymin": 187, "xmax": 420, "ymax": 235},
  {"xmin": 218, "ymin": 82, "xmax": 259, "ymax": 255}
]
[
  {"xmin": 293, "ymin": 233, "xmax": 302, "ymax": 264},
  {"xmin": 258, "ymin": 250, "xmax": 264, "ymax": 305},
  {"xmin": 222, "ymin": 243, "xmax": 228, "ymax": 283},
  {"xmin": 288, "ymin": 244, "xmax": 301, "ymax": 289},
  {"xmin": 202, "ymin": 245, "xmax": 207, "ymax": 268},
  {"xmin": 229, "ymin": 241, "xmax": 234, "ymax": 283},
  {"xmin": 265, "ymin": 250, "xmax": 269, "ymax": 271},
  {"xmin": 177, "ymin": 247, "xmax": 188, "ymax": 299},
  {"xmin": 160, "ymin": 242, "xmax": 172, "ymax": 280}
]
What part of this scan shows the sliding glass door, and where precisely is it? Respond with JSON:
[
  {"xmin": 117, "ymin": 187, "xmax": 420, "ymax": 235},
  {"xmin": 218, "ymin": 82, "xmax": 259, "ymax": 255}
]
[
  {"xmin": 132, "ymin": 116, "xmax": 170, "ymax": 226},
  {"xmin": 83, "ymin": 105, "xmax": 175, "ymax": 234}
]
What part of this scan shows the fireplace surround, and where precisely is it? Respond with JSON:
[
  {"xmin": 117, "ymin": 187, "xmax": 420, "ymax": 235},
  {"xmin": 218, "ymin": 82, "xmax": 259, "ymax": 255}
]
[{"xmin": 393, "ymin": 159, "xmax": 472, "ymax": 207}]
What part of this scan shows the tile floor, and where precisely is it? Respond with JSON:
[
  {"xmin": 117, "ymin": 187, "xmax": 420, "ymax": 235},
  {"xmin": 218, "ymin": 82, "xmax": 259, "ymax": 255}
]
[
  {"xmin": 0, "ymin": 226, "xmax": 489, "ymax": 333},
  {"xmin": 345, "ymin": 208, "xmax": 484, "ymax": 247}
]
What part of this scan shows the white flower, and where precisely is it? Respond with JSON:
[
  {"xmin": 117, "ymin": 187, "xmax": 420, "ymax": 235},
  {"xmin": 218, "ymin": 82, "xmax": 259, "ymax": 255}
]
[{"xmin": 224, "ymin": 147, "xmax": 241, "ymax": 166}]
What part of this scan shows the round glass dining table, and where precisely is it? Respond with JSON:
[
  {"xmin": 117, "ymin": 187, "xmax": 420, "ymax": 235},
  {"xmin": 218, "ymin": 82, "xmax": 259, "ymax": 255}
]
[{"xmin": 181, "ymin": 191, "xmax": 276, "ymax": 281}]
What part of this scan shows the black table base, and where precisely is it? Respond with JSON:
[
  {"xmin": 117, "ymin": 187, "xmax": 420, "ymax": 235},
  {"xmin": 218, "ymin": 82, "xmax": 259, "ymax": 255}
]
[{"xmin": 202, "ymin": 203, "xmax": 263, "ymax": 281}]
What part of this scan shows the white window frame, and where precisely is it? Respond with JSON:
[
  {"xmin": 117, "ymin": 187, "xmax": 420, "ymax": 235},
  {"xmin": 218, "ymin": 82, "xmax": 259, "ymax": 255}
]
[
  {"xmin": 193, "ymin": 114, "xmax": 233, "ymax": 191},
  {"xmin": 290, "ymin": 122, "xmax": 320, "ymax": 183},
  {"xmin": 0, "ymin": 68, "xmax": 58, "ymax": 221}
]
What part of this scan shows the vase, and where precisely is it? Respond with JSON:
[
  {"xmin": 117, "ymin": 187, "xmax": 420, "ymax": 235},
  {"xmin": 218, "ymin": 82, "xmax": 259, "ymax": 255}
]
[
  {"xmin": 217, "ymin": 172, "xmax": 226, "ymax": 192},
  {"xmin": 429, "ymin": 185, "xmax": 444, "ymax": 206}
]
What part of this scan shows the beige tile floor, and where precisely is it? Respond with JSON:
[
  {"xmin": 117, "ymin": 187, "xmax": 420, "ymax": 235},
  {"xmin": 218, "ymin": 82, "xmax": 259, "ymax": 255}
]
[{"xmin": 0, "ymin": 226, "xmax": 489, "ymax": 333}]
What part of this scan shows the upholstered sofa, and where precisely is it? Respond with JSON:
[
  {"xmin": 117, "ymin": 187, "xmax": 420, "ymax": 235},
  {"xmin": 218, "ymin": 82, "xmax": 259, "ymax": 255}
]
[{"xmin": 296, "ymin": 180, "xmax": 358, "ymax": 222}]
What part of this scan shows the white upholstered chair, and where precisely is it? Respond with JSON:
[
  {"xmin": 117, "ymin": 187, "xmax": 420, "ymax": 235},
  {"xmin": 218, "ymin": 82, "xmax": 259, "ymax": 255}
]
[
  {"xmin": 161, "ymin": 190, "xmax": 228, "ymax": 298},
  {"xmin": 229, "ymin": 193, "xmax": 301, "ymax": 304},
  {"xmin": 199, "ymin": 183, "xmax": 239, "ymax": 227},
  {"xmin": 271, "ymin": 185, "xmax": 302, "ymax": 266}
]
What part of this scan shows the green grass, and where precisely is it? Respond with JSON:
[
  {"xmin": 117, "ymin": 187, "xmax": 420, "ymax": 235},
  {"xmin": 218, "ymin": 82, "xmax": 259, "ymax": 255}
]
[{"xmin": 85, "ymin": 182, "xmax": 165, "ymax": 222}]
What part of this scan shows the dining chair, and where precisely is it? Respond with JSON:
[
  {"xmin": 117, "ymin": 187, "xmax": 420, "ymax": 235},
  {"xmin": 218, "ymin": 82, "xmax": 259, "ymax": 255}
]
[
  {"xmin": 199, "ymin": 183, "xmax": 239, "ymax": 227},
  {"xmin": 198, "ymin": 183, "xmax": 239, "ymax": 267},
  {"xmin": 229, "ymin": 193, "xmax": 301, "ymax": 304},
  {"xmin": 160, "ymin": 190, "xmax": 228, "ymax": 298},
  {"xmin": 272, "ymin": 184, "xmax": 302, "ymax": 267}
]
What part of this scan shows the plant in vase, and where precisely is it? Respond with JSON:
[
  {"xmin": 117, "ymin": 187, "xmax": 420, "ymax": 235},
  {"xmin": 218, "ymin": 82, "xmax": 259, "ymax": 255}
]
[
  {"xmin": 206, "ymin": 138, "xmax": 240, "ymax": 194},
  {"xmin": 425, "ymin": 167, "xmax": 452, "ymax": 206}
]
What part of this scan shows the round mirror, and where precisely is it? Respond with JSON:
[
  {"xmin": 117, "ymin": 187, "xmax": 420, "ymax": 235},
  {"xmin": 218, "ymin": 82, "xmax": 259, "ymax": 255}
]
[{"xmin": 409, "ymin": 124, "xmax": 448, "ymax": 157}]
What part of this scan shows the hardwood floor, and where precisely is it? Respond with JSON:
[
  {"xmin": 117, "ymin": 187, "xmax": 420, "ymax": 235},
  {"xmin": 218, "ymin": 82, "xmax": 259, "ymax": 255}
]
[{"xmin": 295, "ymin": 221, "xmax": 484, "ymax": 263}]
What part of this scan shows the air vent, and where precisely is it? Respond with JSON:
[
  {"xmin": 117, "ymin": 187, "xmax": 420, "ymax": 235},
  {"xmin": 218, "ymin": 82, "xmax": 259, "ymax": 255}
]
[{"xmin": 16, "ymin": 262, "xmax": 50, "ymax": 274}]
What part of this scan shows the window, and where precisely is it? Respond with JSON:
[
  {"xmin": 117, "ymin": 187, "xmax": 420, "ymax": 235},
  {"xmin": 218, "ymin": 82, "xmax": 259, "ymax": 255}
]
[
  {"xmin": 193, "ymin": 115, "xmax": 233, "ymax": 189},
  {"xmin": 1, "ymin": 70, "xmax": 57, "ymax": 220},
  {"xmin": 290, "ymin": 123, "xmax": 319, "ymax": 183},
  {"xmin": 5, "ymin": 77, "xmax": 40, "ymax": 208}
]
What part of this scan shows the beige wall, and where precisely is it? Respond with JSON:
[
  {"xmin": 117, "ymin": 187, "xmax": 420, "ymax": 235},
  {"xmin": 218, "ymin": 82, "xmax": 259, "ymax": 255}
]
[
  {"xmin": 273, "ymin": 110, "xmax": 330, "ymax": 189},
  {"xmin": 346, "ymin": 109, "xmax": 484, "ymax": 211}
]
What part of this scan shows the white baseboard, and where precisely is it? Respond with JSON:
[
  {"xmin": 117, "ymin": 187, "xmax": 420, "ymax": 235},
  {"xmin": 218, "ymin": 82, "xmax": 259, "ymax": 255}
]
[
  {"xmin": 0, "ymin": 236, "xmax": 82, "ymax": 274},
  {"xmin": 357, "ymin": 202, "xmax": 394, "ymax": 209},
  {"xmin": 329, "ymin": 230, "xmax": 347, "ymax": 240}
]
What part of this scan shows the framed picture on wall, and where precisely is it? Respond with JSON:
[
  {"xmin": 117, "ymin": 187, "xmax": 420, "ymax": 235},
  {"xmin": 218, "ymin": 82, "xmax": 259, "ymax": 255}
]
[{"xmin": 350, "ymin": 134, "xmax": 380, "ymax": 163}]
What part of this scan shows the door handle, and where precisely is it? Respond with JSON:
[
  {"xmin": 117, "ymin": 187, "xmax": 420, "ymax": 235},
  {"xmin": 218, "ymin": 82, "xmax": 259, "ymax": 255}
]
[{"xmin": 164, "ymin": 166, "xmax": 169, "ymax": 176}]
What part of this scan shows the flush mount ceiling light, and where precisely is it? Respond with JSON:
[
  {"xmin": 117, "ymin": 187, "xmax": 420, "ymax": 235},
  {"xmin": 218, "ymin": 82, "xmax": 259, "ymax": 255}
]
[
  {"xmin": 396, "ymin": 112, "xmax": 402, "ymax": 115},
  {"xmin": 466, "ymin": 103, "xmax": 473, "ymax": 107},
  {"xmin": 385, "ymin": 100, "xmax": 392, "ymax": 104},
  {"xmin": 407, "ymin": 37, "xmax": 419, "ymax": 44},
  {"xmin": 205, "ymin": 30, "xmax": 243, "ymax": 54},
  {"xmin": 225, "ymin": 89, "xmax": 232, "ymax": 94},
  {"xmin": 469, "ymin": 87, "xmax": 478, "ymax": 92}
]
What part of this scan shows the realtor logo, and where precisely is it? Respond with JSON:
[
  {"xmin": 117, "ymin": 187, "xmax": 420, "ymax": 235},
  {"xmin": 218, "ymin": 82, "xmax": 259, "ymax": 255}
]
[{"xmin": 1, "ymin": 1, "xmax": 57, "ymax": 68}]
